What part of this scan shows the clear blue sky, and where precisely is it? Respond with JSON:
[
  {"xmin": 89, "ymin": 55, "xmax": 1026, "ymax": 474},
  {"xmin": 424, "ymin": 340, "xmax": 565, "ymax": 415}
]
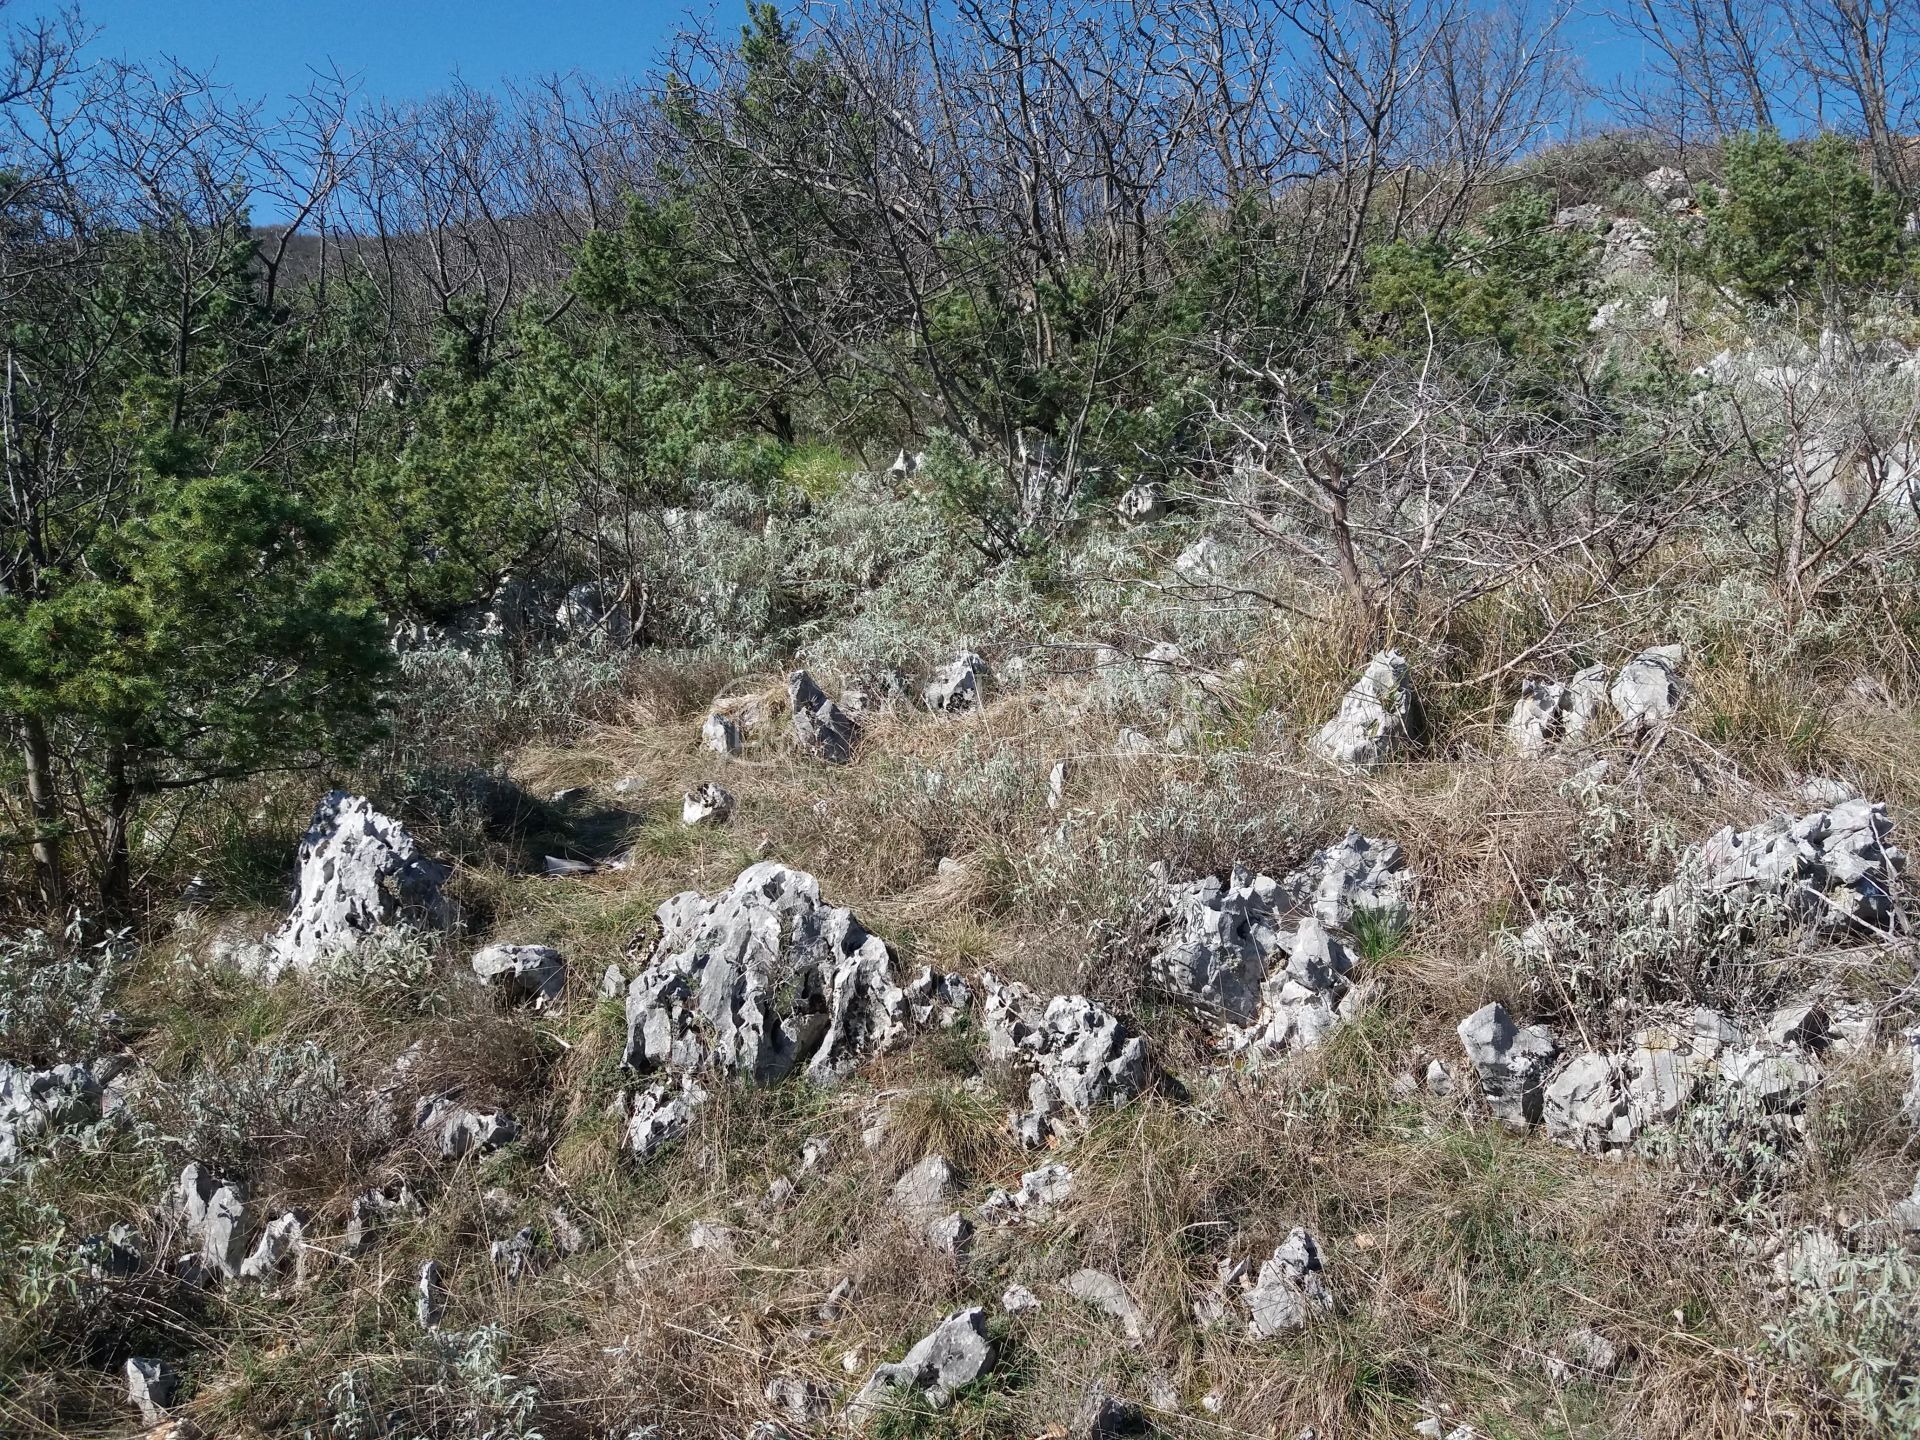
[{"xmin": 38, "ymin": 1, "xmax": 722, "ymax": 107}]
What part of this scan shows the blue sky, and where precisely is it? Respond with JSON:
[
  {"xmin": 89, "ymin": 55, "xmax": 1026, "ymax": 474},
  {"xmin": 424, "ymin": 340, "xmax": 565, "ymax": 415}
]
[{"xmin": 40, "ymin": 1, "xmax": 717, "ymax": 106}]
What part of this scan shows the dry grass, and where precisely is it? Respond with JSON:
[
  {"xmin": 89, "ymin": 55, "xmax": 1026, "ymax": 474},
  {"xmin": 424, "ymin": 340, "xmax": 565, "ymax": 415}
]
[{"xmin": 11, "ymin": 578, "xmax": 1920, "ymax": 1440}]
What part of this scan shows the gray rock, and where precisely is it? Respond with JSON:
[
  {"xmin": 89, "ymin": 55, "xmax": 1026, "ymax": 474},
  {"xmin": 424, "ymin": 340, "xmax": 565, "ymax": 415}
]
[
  {"xmin": 1543, "ymin": 1053, "xmax": 1628, "ymax": 1149},
  {"xmin": 893, "ymin": 1154, "xmax": 955, "ymax": 1225},
  {"xmin": 202, "ymin": 1184, "xmax": 252, "ymax": 1280},
  {"xmin": 1608, "ymin": 645, "xmax": 1684, "ymax": 738},
  {"xmin": 1149, "ymin": 839, "xmax": 1407, "ymax": 1063},
  {"xmin": 1601, "ymin": 217, "xmax": 1657, "ymax": 277},
  {"xmin": 1425, "ymin": 1059, "xmax": 1456, "ymax": 1096},
  {"xmin": 490, "ymin": 1225, "xmax": 540, "ymax": 1281},
  {"xmin": 903, "ymin": 967, "xmax": 972, "ymax": 1028},
  {"xmin": 414, "ymin": 1097, "xmax": 517, "ymax": 1159},
  {"xmin": 264, "ymin": 792, "xmax": 452, "ymax": 976},
  {"xmin": 1047, "ymin": 760, "xmax": 1069, "ymax": 810},
  {"xmin": 555, "ymin": 581, "xmax": 631, "ymax": 647},
  {"xmin": 1554, "ymin": 203, "xmax": 1604, "ymax": 229},
  {"xmin": 1076, "ymin": 1387, "xmax": 1150, "ymax": 1440},
  {"xmin": 1774, "ymin": 1228, "xmax": 1847, "ymax": 1292},
  {"xmin": 924, "ymin": 652, "xmax": 987, "ymax": 713},
  {"xmin": 681, "ymin": 781, "xmax": 736, "ymax": 826},
  {"xmin": 819, "ymin": 1275, "xmax": 854, "ymax": 1321},
  {"xmin": 702, "ymin": 712, "xmax": 742, "ymax": 755},
  {"xmin": 927, "ymin": 1211, "xmax": 974, "ymax": 1262},
  {"xmin": 1643, "ymin": 166, "xmax": 1691, "ymax": 202},
  {"xmin": 177, "ymin": 1162, "xmax": 215, "ymax": 1230},
  {"xmin": 0, "ymin": 1059, "xmax": 102, "ymax": 1163},
  {"xmin": 1117, "ymin": 483, "xmax": 1166, "ymax": 526},
  {"xmin": 981, "ymin": 974, "xmax": 1146, "ymax": 1146},
  {"xmin": 1244, "ymin": 1228, "xmax": 1331, "ymax": 1337},
  {"xmin": 622, "ymin": 862, "xmax": 911, "ymax": 1086},
  {"xmin": 345, "ymin": 1180, "xmax": 420, "ymax": 1254},
  {"xmin": 1662, "ymin": 798, "xmax": 1904, "ymax": 934},
  {"xmin": 417, "ymin": 1258, "xmax": 446, "ymax": 1328},
  {"xmin": 1547, "ymin": 1324, "xmax": 1620, "ymax": 1384},
  {"xmin": 1288, "ymin": 831, "xmax": 1414, "ymax": 931},
  {"xmin": 125, "ymin": 1357, "xmax": 179, "ymax": 1424},
  {"xmin": 688, "ymin": 1219, "xmax": 736, "ymax": 1255},
  {"xmin": 789, "ymin": 670, "xmax": 858, "ymax": 764},
  {"xmin": 1002, "ymin": 1283, "xmax": 1041, "ymax": 1314},
  {"xmin": 851, "ymin": 1306, "xmax": 995, "ymax": 1418},
  {"xmin": 1174, "ymin": 536, "xmax": 1221, "ymax": 579},
  {"xmin": 1457, "ymin": 1003, "xmax": 1559, "ymax": 1127},
  {"xmin": 239, "ymin": 1212, "xmax": 305, "ymax": 1283},
  {"xmin": 622, "ymin": 1077, "xmax": 709, "ymax": 1161},
  {"xmin": 600, "ymin": 962, "xmax": 626, "ymax": 999},
  {"xmin": 1507, "ymin": 666, "xmax": 1610, "ymax": 755},
  {"xmin": 471, "ymin": 944, "xmax": 566, "ymax": 1007},
  {"xmin": 1719, "ymin": 1045, "xmax": 1816, "ymax": 1110},
  {"xmin": 1009, "ymin": 1162, "xmax": 1074, "ymax": 1210},
  {"xmin": 1892, "ymin": 1171, "xmax": 1920, "ymax": 1230},
  {"xmin": 1064, "ymin": 1268, "xmax": 1146, "ymax": 1340},
  {"xmin": 1310, "ymin": 651, "xmax": 1416, "ymax": 770}
]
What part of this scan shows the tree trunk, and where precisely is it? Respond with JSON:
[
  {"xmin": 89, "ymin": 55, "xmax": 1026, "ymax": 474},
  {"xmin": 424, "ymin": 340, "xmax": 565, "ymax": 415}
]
[
  {"xmin": 98, "ymin": 743, "xmax": 134, "ymax": 920},
  {"xmin": 19, "ymin": 715, "xmax": 64, "ymax": 915}
]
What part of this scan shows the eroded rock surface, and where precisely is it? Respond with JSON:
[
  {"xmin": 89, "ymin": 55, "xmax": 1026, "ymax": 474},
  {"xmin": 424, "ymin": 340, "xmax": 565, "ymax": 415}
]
[
  {"xmin": 1661, "ymin": 799, "xmax": 1904, "ymax": 933},
  {"xmin": 1609, "ymin": 645, "xmax": 1685, "ymax": 738},
  {"xmin": 1243, "ymin": 1228, "xmax": 1331, "ymax": 1338},
  {"xmin": 981, "ymin": 974, "xmax": 1145, "ymax": 1147},
  {"xmin": 1311, "ymin": 650, "xmax": 1416, "ymax": 770},
  {"xmin": 471, "ymin": 944, "xmax": 566, "ymax": 1007},
  {"xmin": 789, "ymin": 670, "xmax": 858, "ymax": 764},
  {"xmin": 622, "ymin": 862, "xmax": 925, "ymax": 1087},
  {"xmin": 266, "ymin": 792, "xmax": 452, "ymax": 976},
  {"xmin": 924, "ymin": 652, "xmax": 987, "ymax": 713},
  {"xmin": 1149, "ymin": 833, "xmax": 1410, "ymax": 1060},
  {"xmin": 851, "ymin": 1306, "xmax": 995, "ymax": 1419},
  {"xmin": 1457, "ymin": 1002, "xmax": 1559, "ymax": 1127}
]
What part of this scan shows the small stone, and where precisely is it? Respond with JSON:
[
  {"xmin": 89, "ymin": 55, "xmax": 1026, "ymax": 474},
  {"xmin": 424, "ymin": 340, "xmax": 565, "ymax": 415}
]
[
  {"xmin": 1064, "ymin": 1268, "xmax": 1146, "ymax": 1341},
  {"xmin": 1076, "ymin": 1386, "xmax": 1150, "ymax": 1440},
  {"xmin": 701, "ymin": 712, "xmax": 741, "ymax": 755},
  {"xmin": 764, "ymin": 1375, "xmax": 828, "ymax": 1424},
  {"xmin": 789, "ymin": 670, "xmax": 858, "ymax": 764},
  {"xmin": 892, "ymin": 1154, "xmax": 954, "ymax": 1225},
  {"xmin": 1457, "ymin": 1003, "xmax": 1558, "ymax": 1127},
  {"xmin": 1244, "ymin": 1228, "xmax": 1331, "ymax": 1338},
  {"xmin": 820, "ymin": 1276, "xmax": 854, "ymax": 1321},
  {"xmin": 125, "ymin": 1357, "xmax": 179, "ymax": 1424},
  {"xmin": 417, "ymin": 1259, "xmax": 446, "ymax": 1328},
  {"xmin": 1001, "ymin": 1283, "xmax": 1040, "ymax": 1314},
  {"xmin": 681, "ymin": 781, "xmax": 736, "ymax": 826},
  {"xmin": 688, "ymin": 1219, "xmax": 736, "ymax": 1256},
  {"xmin": 1117, "ymin": 482, "xmax": 1165, "ymax": 525},
  {"xmin": 1609, "ymin": 645, "xmax": 1685, "ymax": 738},
  {"xmin": 850, "ymin": 1306, "xmax": 995, "ymax": 1417},
  {"xmin": 924, "ymin": 652, "xmax": 987, "ymax": 713},
  {"xmin": 201, "ymin": 1184, "xmax": 251, "ymax": 1280},
  {"xmin": 926, "ymin": 1211, "xmax": 974, "ymax": 1262},
  {"xmin": 1547, "ymin": 1324, "xmax": 1621, "ymax": 1384},
  {"xmin": 1311, "ymin": 651, "xmax": 1417, "ymax": 770},
  {"xmin": 239, "ymin": 1212, "xmax": 305, "ymax": 1283},
  {"xmin": 471, "ymin": 943, "xmax": 566, "ymax": 1007}
]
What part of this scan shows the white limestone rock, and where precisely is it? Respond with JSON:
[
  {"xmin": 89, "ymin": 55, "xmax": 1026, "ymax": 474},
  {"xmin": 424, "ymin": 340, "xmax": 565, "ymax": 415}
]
[
  {"xmin": 264, "ymin": 791, "xmax": 452, "ymax": 977},
  {"xmin": 1311, "ymin": 651, "xmax": 1417, "ymax": 770}
]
